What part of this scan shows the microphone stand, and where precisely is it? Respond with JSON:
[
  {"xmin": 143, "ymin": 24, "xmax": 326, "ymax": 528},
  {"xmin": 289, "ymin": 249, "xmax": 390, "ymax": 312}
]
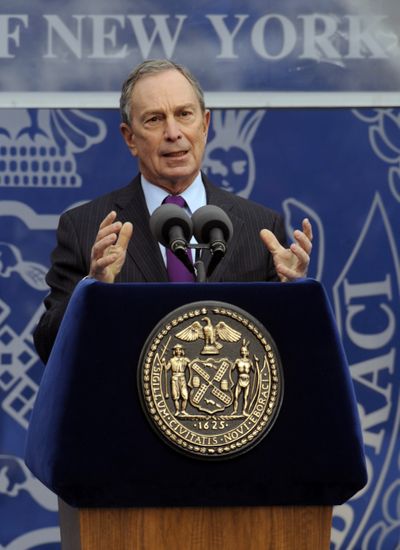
[
  {"xmin": 168, "ymin": 242, "xmax": 208, "ymax": 282},
  {"xmin": 173, "ymin": 239, "xmax": 228, "ymax": 283},
  {"xmin": 187, "ymin": 243, "xmax": 212, "ymax": 283},
  {"xmin": 194, "ymin": 259, "xmax": 206, "ymax": 283}
]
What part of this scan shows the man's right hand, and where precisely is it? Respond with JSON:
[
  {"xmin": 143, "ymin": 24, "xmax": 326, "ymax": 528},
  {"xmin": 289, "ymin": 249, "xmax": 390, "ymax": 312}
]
[{"xmin": 89, "ymin": 211, "xmax": 133, "ymax": 283}]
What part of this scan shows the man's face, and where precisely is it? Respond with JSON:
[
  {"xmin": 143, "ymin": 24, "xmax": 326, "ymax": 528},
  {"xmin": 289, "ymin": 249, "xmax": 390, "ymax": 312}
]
[{"xmin": 120, "ymin": 70, "xmax": 210, "ymax": 194}]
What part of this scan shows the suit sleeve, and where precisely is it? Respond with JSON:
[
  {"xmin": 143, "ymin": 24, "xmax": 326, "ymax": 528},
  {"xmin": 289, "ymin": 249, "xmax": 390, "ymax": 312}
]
[
  {"xmin": 33, "ymin": 211, "xmax": 89, "ymax": 364},
  {"xmin": 266, "ymin": 211, "xmax": 287, "ymax": 282}
]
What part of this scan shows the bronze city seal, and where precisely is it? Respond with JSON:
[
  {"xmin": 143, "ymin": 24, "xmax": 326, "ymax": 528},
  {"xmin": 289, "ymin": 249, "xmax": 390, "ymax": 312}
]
[{"xmin": 138, "ymin": 301, "xmax": 283, "ymax": 459}]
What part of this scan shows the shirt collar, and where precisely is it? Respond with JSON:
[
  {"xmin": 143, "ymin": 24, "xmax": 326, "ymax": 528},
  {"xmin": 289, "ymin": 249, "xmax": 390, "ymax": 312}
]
[{"xmin": 141, "ymin": 172, "xmax": 206, "ymax": 215}]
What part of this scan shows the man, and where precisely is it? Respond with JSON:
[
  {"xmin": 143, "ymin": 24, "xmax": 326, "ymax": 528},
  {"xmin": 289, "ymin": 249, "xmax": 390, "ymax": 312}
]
[
  {"xmin": 232, "ymin": 340, "xmax": 255, "ymax": 417},
  {"xmin": 162, "ymin": 344, "xmax": 191, "ymax": 417},
  {"xmin": 33, "ymin": 59, "xmax": 312, "ymax": 364}
]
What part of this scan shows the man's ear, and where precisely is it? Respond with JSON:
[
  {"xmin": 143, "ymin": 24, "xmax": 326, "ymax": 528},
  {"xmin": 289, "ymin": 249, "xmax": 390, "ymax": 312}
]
[
  {"xmin": 120, "ymin": 123, "xmax": 138, "ymax": 157},
  {"xmin": 203, "ymin": 109, "xmax": 211, "ymax": 141}
]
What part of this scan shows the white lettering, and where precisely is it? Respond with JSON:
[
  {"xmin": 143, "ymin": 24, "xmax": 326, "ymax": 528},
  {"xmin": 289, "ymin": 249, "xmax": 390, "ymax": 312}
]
[
  {"xmin": 299, "ymin": 15, "xmax": 341, "ymax": 59},
  {"xmin": 351, "ymin": 349, "xmax": 394, "ymax": 402},
  {"xmin": 251, "ymin": 15, "xmax": 296, "ymax": 60},
  {"xmin": 344, "ymin": 275, "xmax": 392, "ymax": 303},
  {"xmin": 345, "ymin": 15, "xmax": 389, "ymax": 58},
  {"xmin": 44, "ymin": 15, "xmax": 84, "ymax": 59},
  {"xmin": 5, "ymin": 12, "xmax": 391, "ymax": 67},
  {"xmin": 88, "ymin": 15, "xmax": 127, "ymax": 59},
  {"xmin": 0, "ymin": 15, "xmax": 28, "ymax": 58},
  {"xmin": 206, "ymin": 14, "xmax": 248, "ymax": 59},
  {"xmin": 126, "ymin": 15, "xmax": 186, "ymax": 58},
  {"xmin": 357, "ymin": 401, "xmax": 390, "ymax": 454},
  {"xmin": 330, "ymin": 503, "xmax": 354, "ymax": 548},
  {"xmin": 344, "ymin": 276, "xmax": 395, "ymax": 349},
  {"xmin": 346, "ymin": 303, "xmax": 395, "ymax": 349},
  {"xmin": 351, "ymin": 350, "xmax": 395, "ymax": 454}
]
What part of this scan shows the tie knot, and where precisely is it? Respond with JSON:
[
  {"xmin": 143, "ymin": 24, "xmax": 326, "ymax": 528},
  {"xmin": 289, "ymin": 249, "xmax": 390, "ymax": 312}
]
[{"xmin": 163, "ymin": 194, "xmax": 186, "ymax": 208}]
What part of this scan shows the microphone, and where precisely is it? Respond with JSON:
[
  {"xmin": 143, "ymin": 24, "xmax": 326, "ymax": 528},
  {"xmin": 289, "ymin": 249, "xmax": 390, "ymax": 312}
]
[
  {"xmin": 149, "ymin": 204, "xmax": 194, "ymax": 273},
  {"xmin": 192, "ymin": 205, "xmax": 233, "ymax": 276}
]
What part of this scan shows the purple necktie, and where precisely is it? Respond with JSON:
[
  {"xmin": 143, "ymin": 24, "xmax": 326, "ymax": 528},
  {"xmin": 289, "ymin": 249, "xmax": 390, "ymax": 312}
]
[{"xmin": 163, "ymin": 195, "xmax": 195, "ymax": 282}]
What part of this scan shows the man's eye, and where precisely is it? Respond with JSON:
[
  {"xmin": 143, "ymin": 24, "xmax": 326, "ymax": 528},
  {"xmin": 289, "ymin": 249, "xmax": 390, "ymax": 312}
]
[{"xmin": 146, "ymin": 115, "xmax": 160, "ymax": 124}]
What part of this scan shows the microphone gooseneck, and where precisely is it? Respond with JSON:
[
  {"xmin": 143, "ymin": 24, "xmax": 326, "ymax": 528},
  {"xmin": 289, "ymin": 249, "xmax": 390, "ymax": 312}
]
[
  {"xmin": 192, "ymin": 205, "xmax": 233, "ymax": 277},
  {"xmin": 150, "ymin": 203, "xmax": 234, "ymax": 280},
  {"xmin": 149, "ymin": 204, "xmax": 195, "ymax": 274}
]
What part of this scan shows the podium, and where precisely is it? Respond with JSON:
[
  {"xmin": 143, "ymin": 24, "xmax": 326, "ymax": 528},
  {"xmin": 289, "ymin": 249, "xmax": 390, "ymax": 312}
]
[{"xmin": 25, "ymin": 279, "xmax": 367, "ymax": 549}]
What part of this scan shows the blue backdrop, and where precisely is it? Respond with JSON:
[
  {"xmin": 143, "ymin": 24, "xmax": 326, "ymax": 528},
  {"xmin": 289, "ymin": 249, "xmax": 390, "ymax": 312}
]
[
  {"xmin": 0, "ymin": 1, "xmax": 399, "ymax": 549},
  {"xmin": 0, "ymin": 106, "xmax": 399, "ymax": 550}
]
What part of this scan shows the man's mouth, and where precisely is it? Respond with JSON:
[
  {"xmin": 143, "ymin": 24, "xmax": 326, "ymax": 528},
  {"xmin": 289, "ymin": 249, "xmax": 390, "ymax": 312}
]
[{"xmin": 162, "ymin": 150, "xmax": 188, "ymax": 158}]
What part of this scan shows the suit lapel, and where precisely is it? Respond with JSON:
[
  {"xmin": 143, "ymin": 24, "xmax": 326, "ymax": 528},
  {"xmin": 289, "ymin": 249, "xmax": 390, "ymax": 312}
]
[
  {"xmin": 115, "ymin": 175, "xmax": 168, "ymax": 282},
  {"xmin": 202, "ymin": 175, "xmax": 244, "ymax": 282},
  {"xmin": 112, "ymin": 174, "xmax": 243, "ymax": 283}
]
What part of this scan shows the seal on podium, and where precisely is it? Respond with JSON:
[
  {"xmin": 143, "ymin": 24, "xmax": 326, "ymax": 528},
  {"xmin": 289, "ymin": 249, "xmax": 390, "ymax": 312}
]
[{"xmin": 138, "ymin": 301, "xmax": 283, "ymax": 459}]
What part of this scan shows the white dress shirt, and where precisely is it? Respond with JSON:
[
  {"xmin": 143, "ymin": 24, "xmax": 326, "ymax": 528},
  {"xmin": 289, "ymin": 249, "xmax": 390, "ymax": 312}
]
[{"xmin": 141, "ymin": 173, "xmax": 207, "ymax": 264}]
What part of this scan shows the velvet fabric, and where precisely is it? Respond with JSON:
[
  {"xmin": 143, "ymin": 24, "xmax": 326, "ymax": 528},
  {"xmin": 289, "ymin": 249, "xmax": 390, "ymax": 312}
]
[{"xmin": 25, "ymin": 278, "xmax": 367, "ymax": 508}]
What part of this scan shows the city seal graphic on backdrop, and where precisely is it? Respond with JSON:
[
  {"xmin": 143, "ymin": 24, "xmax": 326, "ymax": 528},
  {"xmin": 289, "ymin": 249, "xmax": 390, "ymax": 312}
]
[{"xmin": 138, "ymin": 302, "xmax": 283, "ymax": 459}]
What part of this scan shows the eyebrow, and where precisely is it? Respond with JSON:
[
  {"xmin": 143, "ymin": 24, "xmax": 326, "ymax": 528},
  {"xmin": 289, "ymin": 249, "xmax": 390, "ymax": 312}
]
[
  {"xmin": 140, "ymin": 103, "xmax": 198, "ymax": 120},
  {"xmin": 176, "ymin": 103, "xmax": 197, "ymax": 111}
]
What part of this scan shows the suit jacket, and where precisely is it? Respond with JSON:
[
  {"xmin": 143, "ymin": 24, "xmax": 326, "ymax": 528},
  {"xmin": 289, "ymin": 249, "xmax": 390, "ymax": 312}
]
[{"xmin": 33, "ymin": 174, "xmax": 286, "ymax": 363}]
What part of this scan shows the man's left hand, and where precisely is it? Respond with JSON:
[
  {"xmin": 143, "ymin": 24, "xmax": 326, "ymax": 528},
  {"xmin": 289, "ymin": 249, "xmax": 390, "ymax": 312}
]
[{"xmin": 260, "ymin": 218, "xmax": 313, "ymax": 282}]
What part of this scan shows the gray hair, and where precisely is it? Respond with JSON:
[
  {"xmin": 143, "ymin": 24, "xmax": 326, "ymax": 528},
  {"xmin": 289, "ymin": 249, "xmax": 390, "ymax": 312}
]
[{"xmin": 119, "ymin": 59, "xmax": 206, "ymax": 126}]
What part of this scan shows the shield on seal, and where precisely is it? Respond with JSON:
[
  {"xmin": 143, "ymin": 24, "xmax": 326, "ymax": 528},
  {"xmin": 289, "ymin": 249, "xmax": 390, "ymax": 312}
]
[{"xmin": 188, "ymin": 357, "xmax": 234, "ymax": 414}]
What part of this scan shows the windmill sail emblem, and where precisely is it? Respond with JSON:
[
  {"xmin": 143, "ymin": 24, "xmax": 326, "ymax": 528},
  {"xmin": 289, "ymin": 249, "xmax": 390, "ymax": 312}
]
[
  {"xmin": 188, "ymin": 357, "xmax": 234, "ymax": 414},
  {"xmin": 175, "ymin": 316, "xmax": 241, "ymax": 354}
]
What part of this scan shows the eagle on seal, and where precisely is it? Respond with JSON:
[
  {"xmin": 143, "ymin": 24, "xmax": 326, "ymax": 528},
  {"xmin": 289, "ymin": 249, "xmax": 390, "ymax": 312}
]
[{"xmin": 176, "ymin": 317, "xmax": 241, "ymax": 354}]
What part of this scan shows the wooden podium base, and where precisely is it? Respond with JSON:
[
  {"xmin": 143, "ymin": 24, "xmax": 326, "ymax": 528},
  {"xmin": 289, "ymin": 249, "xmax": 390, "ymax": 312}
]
[{"xmin": 59, "ymin": 500, "xmax": 332, "ymax": 550}]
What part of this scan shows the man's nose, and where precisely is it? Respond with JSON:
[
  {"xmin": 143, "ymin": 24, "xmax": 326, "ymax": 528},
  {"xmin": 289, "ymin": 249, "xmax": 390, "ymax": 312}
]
[{"xmin": 164, "ymin": 117, "xmax": 182, "ymax": 141}]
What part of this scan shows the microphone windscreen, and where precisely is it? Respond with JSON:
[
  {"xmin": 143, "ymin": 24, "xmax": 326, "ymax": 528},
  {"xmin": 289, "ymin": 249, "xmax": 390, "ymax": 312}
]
[
  {"xmin": 149, "ymin": 204, "xmax": 193, "ymax": 248},
  {"xmin": 192, "ymin": 205, "xmax": 233, "ymax": 244}
]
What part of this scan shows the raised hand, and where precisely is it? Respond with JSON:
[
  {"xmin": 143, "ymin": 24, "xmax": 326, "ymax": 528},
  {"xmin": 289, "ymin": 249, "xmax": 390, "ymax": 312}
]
[
  {"xmin": 89, "ymin": 211, "xmax": 133, "ymax": 283},
  {"xmin": 260, "ymin": 218, "xmax": 313, "ymax": 282}
]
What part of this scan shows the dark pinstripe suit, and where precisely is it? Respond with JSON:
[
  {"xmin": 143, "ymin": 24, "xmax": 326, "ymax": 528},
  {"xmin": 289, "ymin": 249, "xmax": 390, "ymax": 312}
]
[{"xmin": 33, "ymin": 174, "xmax": 286, "ymax": 363}]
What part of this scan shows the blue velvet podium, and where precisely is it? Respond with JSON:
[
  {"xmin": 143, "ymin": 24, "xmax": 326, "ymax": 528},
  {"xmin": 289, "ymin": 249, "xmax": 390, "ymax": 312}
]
[{"xmin": 25, "ymin": 278, "xmax": 367, "ymax": 549}]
